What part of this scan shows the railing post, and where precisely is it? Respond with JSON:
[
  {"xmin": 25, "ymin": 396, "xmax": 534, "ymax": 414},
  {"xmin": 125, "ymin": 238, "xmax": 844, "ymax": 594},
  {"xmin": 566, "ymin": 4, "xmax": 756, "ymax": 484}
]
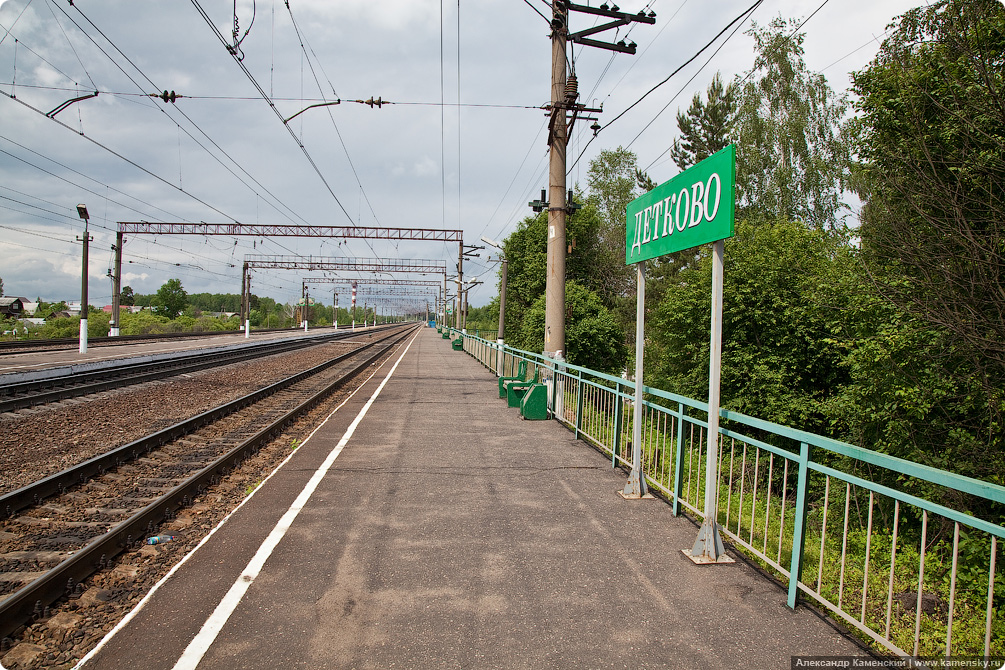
[
  {"xmin": 787, "ymin": 441, "xmax": 811, "ymax": 609},
  {"xmin": 672, "ymin": 402, "xmax": 686, "ymax": 516},
  {"xmin": 612, "ymin": 383, "xmax": 623, "ymax": 468},
  {"xmin": 575, "ymin": 371, "xmax": 584, "ymax": 438}
]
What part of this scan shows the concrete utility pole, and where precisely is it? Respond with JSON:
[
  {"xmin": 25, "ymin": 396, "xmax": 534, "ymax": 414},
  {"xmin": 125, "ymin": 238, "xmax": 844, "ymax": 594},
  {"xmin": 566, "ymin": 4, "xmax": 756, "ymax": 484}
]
[
  {"xmin": 242, "ymin": 262, "xmax": 251, "ymax": 338},
  {"xmin": 457, "ymin": 243, "xmax": 463, "ymax": 330},
  {"xmin": 545, "ymin": 1, "xmax": 569, "ymax": 361},
  {"xmin": 109, "ymin": 231, "xmax": 123, "ymax": 336},
  {"xmin": 76, "ymin": 205, "xmax": 92, "ymax": 354}
]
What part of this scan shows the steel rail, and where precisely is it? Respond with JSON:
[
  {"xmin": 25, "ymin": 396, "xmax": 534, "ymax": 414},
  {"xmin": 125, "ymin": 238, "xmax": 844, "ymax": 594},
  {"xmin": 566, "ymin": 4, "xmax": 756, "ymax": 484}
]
[
  {"xmin": 0, "ymin": 329, "xmax": 374, "ymax": 413},
  {"xmin": 0, "ymin": 323, "xmax": 417, "ymax": 638},
  {"xmin": 0, "ymin": 327, "xmax": 306, "ymax": 354}
]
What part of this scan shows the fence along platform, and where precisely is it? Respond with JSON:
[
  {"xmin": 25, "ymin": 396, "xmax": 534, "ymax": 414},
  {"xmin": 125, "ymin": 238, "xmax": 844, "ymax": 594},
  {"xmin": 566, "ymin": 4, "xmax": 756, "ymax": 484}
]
[
  {"xmin": 80, "ymin": 327, "xmax": 867, "ymax": 669},
  {"xmin": 459, "ymin": 329, "xmax": 1005, "ymax": 660}
]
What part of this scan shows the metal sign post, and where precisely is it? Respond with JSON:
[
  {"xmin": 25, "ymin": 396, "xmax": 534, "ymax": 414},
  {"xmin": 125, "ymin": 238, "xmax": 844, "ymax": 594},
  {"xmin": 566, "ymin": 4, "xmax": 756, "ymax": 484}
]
[
  {"xmin": 621, "ymin": 259, "xmax": 650, "ymax": 499},
  {"xmin": 687, "ymin": 237, "xmax": 733, "ymax": 564},
  {"xmin": 624, "ymin": 145, "xmax": 735, "ymax": 563}
]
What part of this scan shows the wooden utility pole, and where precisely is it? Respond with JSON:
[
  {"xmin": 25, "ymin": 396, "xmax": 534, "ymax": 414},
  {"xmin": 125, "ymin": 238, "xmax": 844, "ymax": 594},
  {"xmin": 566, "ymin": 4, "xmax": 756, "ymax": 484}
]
[
  {"xmin": 543, "ymin": 1, "xmax": 653, "ymax": 360},
  {"xmin": 545, "ymin": 1, "xmax": 569, "ymax": 360}
]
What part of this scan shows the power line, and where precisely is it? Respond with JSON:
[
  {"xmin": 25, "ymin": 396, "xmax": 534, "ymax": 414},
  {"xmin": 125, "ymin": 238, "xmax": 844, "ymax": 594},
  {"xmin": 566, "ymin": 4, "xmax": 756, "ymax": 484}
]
[
  {"xmin": 476, "ymin": 118, "xmax": 548, "ymax": 243},
  {"xmin": 630, "ymin": 0, "xmax": 756, "ymax": 155},
  {"xmin": 734, "ymin": 0, "xmax": 833, "ymax": 88},
  {"xmin": 567, "ymin": 0, "xmax": 763, "ymax": 173},
  {"xmin": 188, "ymin": 0, "xmax": 357, "ymax": 227},
  {"xmin": 0, "ymin": 89, "xmax": 240, "ymax": 222},
  {"xmin": 522, "ymin": 0, "xmax": 551, "ymax": 25},
  {"xmin": 63, "ymin": 2, "xmax": 314, "ymax": 229},
  {"xmin": 0, "ymin": 137, "xmax": 177, "ymax": 222},
  {"xmin": 821, "ymin": 29, "xmax": 891, "ymax": 73}
]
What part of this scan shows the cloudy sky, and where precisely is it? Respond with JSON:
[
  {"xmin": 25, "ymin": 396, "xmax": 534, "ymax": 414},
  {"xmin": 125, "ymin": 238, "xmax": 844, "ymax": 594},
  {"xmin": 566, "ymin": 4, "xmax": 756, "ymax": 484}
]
[{"xmin": 0, "ymin": 0, "xmax": 923, "ymax": 311}]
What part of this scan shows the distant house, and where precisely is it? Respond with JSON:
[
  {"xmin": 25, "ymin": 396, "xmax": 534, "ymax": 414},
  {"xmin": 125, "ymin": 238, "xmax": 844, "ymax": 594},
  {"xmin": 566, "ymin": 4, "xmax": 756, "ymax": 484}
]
[
  {"xmin": 0, "ymin": 297, "xmax": 24, "ymax": 318},
  {"xmin": 102, "ymin": 305, "xmax": 144, "ymax": 314},
  {"xmin": 47, "ymin": 311, "xmax": 72, "ymax": 320}
]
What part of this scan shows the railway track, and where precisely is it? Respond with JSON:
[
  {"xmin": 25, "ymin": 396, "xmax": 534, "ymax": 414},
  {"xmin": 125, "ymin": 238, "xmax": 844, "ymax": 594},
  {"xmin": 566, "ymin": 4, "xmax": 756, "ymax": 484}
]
[
  {"xmin": 0, "ymin": 327, "xmax": 394, "ymax": 414},
  {"xmin": 0, "ymin": 323, "xmax": 416, "ymax": 639},
  {"xmin": 0, "ymin": 326, "xmax": 304, "ymax": 355}
]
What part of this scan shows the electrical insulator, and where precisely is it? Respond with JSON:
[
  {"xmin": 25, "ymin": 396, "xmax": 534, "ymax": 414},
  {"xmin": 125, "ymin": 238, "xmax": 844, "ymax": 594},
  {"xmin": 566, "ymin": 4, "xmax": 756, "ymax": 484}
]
[{"xmin": 565, "ymin": 75, "xmax": 578, "ymax": 103}]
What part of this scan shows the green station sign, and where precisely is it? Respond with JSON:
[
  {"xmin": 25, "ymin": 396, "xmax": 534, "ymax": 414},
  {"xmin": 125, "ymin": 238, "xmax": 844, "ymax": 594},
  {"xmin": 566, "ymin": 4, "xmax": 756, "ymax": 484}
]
[{"xmin": 625, "ymin": 144, "xmax": 736, "ymax": 265}]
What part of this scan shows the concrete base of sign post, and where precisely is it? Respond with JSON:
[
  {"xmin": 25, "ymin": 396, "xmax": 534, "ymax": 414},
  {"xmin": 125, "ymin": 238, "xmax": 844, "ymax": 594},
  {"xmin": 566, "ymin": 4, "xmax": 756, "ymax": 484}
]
[
  {"xmin": 684, "ymin": 520, "xmax": 734, "ymax": 564},
  {"xmin": 617, "ymin": 488, "xmax": 654, "ymax": 500}
]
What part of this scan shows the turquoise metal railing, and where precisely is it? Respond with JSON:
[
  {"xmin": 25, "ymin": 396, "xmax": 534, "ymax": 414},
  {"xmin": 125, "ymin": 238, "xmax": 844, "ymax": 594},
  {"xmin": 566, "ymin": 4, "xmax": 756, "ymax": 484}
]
[{"xmin": 453, "ymin": 330, "xmax": 1005, "ymax": 659}]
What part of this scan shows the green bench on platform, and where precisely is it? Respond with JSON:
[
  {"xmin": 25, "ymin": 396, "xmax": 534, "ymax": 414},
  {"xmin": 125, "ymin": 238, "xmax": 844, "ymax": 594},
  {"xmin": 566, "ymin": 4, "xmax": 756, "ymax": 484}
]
[
  {"xmin": 506, "ymin": 368, "xmax": 540, "ymax": 408},
  {"xmin": 498, "ymin": 360, "xmax": 528, "ymax": 398}
]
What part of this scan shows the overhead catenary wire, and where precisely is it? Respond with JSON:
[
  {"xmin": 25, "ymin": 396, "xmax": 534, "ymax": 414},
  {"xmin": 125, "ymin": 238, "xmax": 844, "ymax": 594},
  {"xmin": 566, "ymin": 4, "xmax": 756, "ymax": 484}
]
[
  {"xmin": 63, "ymin": 2, "xmax": 315, "ymax": 230},
  {"xmin": 282, "ymin": 2, "xmax": 383, "ymax": 259},
  {"xmin": 440, "ymin": 0, "xmax": 446, "ymax": 235},
  {"xmin": 0, "ymin": 0, "xmax": 34, "ymax": 48},
  {"xmin": 0, "ymin": 83, "xmax": 545, "ymax": 109},
  {"xmin": 567, "ymin": 0, "xmax": 764, "ymax": 174},
  {"xmin": 0, "ymin": 26, "xmax": 80, "ymax": 86},
  {"xmin": 187, "ymin": 0, "xmax": 357, "ymax": 228},
  {"xmin": 42, "ymin": 0, "xmax": 96, "ymax": 91},
  {"xmin": 0, "ymin": 136, "xmax": 179, "ymax": 222},
  {"xmin": 0, "ymin": 89, "xmax": 241, "ymax": 223},
  {"xmin": 4, "ymin": 4, "xmax": 294, "ymax": 238},
  {"xmin": 630, "ymin": 0, "xmax": 758, "ymax": 160}
]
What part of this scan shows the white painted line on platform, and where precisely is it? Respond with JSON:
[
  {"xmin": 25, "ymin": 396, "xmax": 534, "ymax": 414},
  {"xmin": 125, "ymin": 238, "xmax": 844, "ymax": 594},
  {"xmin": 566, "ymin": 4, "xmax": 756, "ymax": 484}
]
[
  {"xmin": 74, "ymin": 329, "xmax": 417, "ymax": 670},
  {"xmin": 171, "ymin": 330, "xmax": 416, "ymax": 670}
]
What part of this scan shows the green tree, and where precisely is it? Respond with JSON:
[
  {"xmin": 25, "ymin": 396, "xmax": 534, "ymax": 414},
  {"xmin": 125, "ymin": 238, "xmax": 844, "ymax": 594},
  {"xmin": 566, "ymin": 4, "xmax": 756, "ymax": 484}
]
[
  {"xmin": 648, "ymin": 218, "xmax": 854, "ymax": 433},
  {"xmin": 670, "ymin": 72, "xmax": 737, "ymax": 171},
  {"xmin": 152, "ymin": 278, "xmax": 188, "ymax": 319},
  {"xmin": 735, "ymin": 18, "xmax": 851, "ymax": 228},
  {"xmin": 584, "ymin": 148, "xmax": 640, "ymax": 306},
  {"xmin": 500, "ymin": 192, "xmax": 628, "ymax": 372},
  {"xmin": 851, "ymin": 0, "xmax": 1005, "ymax": 403},
  {"xmin": 120, "ymin": 286, "xmax": 135, "ymax": 306},
  {"xmin": 519, "ymin": 281, "xmax": 627, "ymax": 375},
  {"xmin": 35, "ymin": 298, "xmax": 68, "ymax": 317}
]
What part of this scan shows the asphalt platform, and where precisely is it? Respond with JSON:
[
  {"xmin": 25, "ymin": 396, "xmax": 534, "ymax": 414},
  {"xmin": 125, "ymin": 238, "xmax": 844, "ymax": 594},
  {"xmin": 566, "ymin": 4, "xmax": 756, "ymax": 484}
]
[{"xmin": 78, "ymin": 326, "xmax": 868, "ymax": 669}]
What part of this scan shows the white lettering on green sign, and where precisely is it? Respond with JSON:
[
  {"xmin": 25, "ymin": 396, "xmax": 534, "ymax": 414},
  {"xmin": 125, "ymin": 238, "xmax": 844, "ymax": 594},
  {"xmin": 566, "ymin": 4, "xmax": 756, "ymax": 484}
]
[{"xmin": 625, "ymin": 144, "xmax": 735, "ymax": 264}]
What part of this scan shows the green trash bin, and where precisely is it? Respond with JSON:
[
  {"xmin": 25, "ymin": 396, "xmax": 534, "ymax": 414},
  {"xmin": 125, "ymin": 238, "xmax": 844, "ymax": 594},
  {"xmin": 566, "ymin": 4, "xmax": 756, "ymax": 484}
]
[{"xmin": 451, "ymin": 337, "xmax": 463, "ymax": 351}]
